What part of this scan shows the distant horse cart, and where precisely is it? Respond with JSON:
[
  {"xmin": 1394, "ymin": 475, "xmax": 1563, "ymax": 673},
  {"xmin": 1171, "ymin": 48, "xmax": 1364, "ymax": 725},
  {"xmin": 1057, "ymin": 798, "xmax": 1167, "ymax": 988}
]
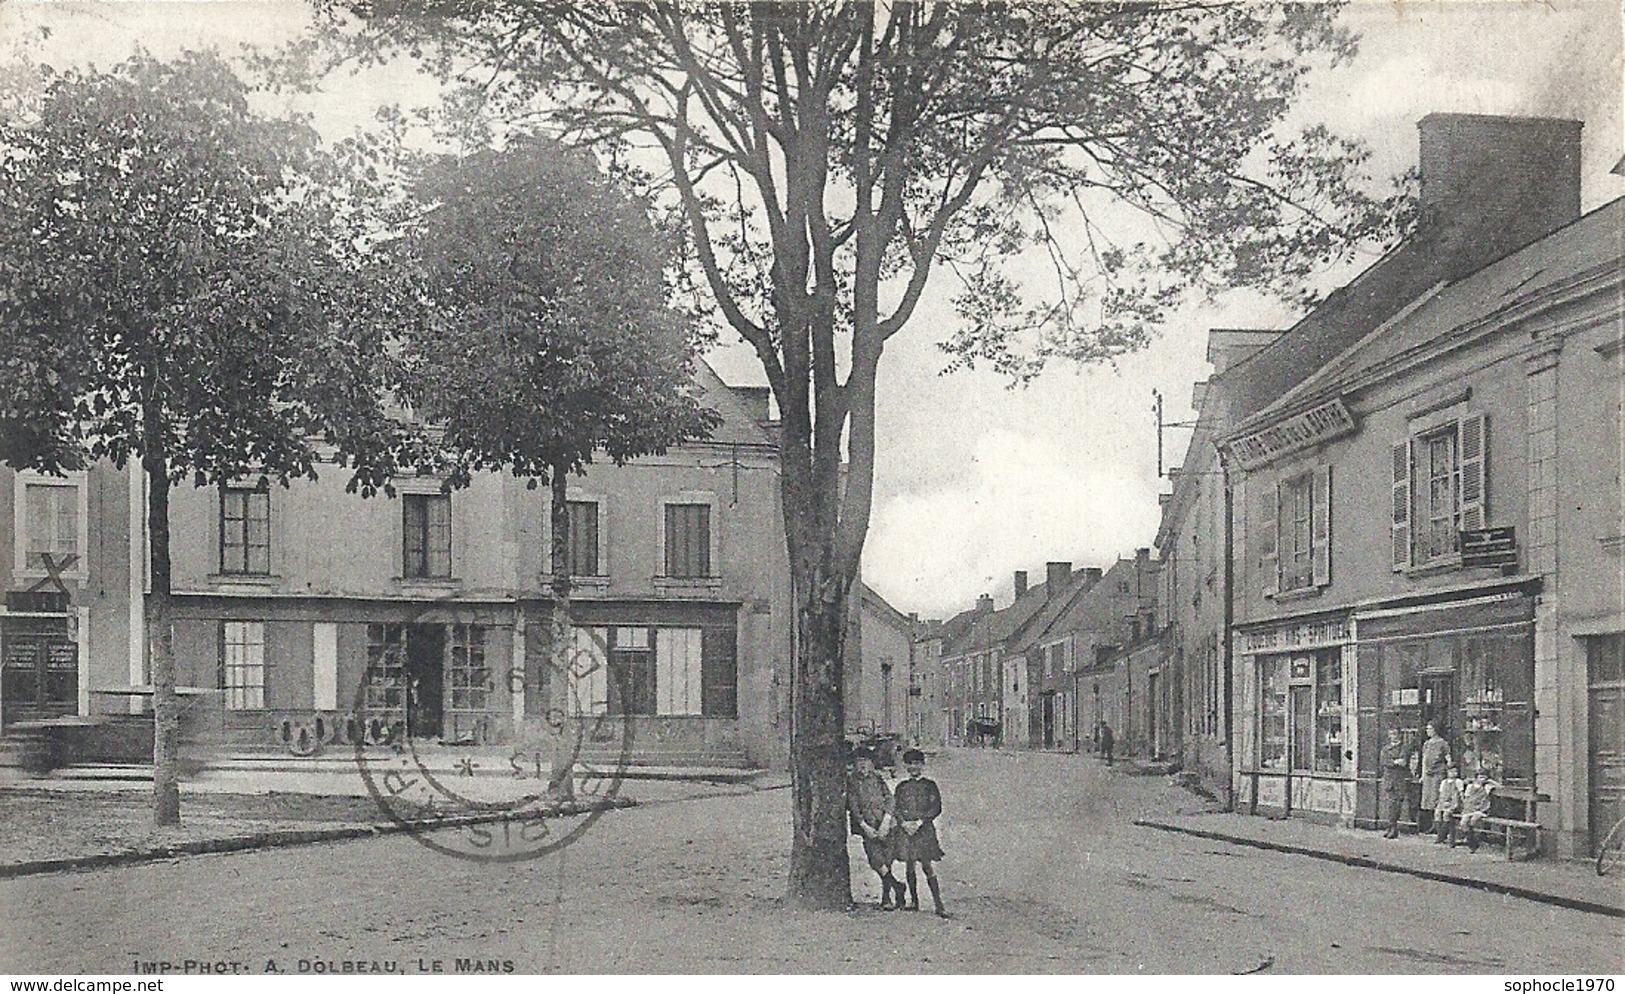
[{"xmin": 966, "ymin": 716, "xmax": 1000, "ymax": 747}]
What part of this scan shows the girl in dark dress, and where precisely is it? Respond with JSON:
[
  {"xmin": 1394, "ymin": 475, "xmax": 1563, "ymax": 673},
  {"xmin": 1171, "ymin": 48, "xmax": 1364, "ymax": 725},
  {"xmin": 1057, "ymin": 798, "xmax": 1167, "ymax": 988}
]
[{"xmin": 894, "ymin": 748, "xmax": 948, "ymax": 917}]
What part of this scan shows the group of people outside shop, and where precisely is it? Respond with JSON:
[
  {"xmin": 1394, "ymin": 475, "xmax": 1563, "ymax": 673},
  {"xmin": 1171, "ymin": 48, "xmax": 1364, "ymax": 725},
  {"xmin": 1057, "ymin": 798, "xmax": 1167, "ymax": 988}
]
[{"xmin": 1379, "ymin": 720, "xmax": 1502, "ymax": 850}]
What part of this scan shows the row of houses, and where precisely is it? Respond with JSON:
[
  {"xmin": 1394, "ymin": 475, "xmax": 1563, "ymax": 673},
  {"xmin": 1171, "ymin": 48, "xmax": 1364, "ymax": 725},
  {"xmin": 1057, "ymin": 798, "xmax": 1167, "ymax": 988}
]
[
  {"xmin": 1, "ymin": 334, "xmax": 941, "ymax": 780},
  {"xmin": 926, "ymin": 113, "xmax": 1625, "ymax": 861},
  {"xmin": 1, "ymin": 363, "xmax": 803, "ymax": 770}
]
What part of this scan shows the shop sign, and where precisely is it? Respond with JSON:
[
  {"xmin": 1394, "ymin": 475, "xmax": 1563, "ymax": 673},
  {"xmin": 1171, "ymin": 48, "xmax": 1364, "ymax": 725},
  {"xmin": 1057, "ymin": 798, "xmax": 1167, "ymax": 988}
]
[
  {"xmin": 5, "ymin": 590, "xmax": 70, "ymax": 614},
  {"xmin": 1228, "ymin": 398, "xmax": 1356, "ymax": 469},
  {"xmin": 1241, "ymin": 617, "xmax": 1350, "ymax": 655},
  {"xmin": 1460, "ymin": 526, "xmax": 1517, "ymax": 568}
]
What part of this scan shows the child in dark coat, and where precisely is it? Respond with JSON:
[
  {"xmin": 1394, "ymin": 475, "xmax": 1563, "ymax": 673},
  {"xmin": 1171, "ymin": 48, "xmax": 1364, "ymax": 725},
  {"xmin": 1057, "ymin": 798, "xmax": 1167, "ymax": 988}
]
[
  {"xmin": 894, "ymin": 748, "xmax": 948, "ymax": 917},
  {"xmin": 847, "ymin": 747, "xmax": 905, "ymax": 909}
]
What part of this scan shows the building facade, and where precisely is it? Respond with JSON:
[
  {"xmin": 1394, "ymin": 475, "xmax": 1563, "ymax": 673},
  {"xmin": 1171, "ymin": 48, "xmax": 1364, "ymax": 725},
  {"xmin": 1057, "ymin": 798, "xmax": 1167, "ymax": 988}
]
[
  {"xmin": 909, "ymin": 620, "xmax": 943, "ymax": 748},
  {"xmin": 845, "ymin": 582, "xmax": 913, "ymax": 739},
  {"xmin": 2, "ymin": 363, "xmax": 795, "ymax": 771},
  {"xmin": 1222, "ymin": 117, "xmax": 1621, "ymax": 857}
]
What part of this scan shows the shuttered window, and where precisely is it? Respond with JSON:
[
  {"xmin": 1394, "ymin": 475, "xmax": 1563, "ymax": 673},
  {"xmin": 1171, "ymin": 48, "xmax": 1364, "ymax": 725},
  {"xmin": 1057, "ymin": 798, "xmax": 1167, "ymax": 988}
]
[
  {"xmin": 565, "ymin": 500, "xmax": 600, "ymax": 577},
  {"xmin": 1392, "ymin": 413, "xmax": 1487, "ymax": 569},
  {"xmin": 656, "ymin": 627, "xmax": 703, "ymax": 715},
  {"xmin": 664, "ymin": 503, "xmax": 712, "ymax": 578},
  {"xmin": 1264, "ymin": 465, "xmax": 1331, "ymax": 595}
]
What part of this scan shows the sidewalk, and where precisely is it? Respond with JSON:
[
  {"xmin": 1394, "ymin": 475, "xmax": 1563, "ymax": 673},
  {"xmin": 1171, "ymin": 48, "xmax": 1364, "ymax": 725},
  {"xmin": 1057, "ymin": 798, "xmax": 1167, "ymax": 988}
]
[
  {"xmin": 1135, "ymin": 810, "xmax": 1625, "ymax": 918},
  {"xmin": 0, "ymin": 765, "xmax": 786, "ymax": 879}
]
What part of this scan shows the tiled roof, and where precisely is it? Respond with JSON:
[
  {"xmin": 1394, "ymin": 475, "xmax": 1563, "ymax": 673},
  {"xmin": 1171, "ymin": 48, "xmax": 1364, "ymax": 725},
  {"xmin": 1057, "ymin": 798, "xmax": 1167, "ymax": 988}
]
[
  {"xmin": 692, "ymin": 360, "xmax": 776, "ymax": 447},
  {"xmin": 1235, "ymin": 197, "xmax": 1624, "ymax": 434},
  {"xmin": 1222, "ymin": 201, "xmax": 1593, "ymax": 424}
]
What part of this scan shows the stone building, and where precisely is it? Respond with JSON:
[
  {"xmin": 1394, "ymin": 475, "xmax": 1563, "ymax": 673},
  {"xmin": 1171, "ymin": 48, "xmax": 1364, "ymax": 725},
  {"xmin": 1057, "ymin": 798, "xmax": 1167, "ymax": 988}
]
[
  {"xmin": 1221, "ymin": 115, "xmax": 1622, "ymax": 857},
  {"xmin": 2, "ymin": 362, "xmax": 794, "ymax": 771}
]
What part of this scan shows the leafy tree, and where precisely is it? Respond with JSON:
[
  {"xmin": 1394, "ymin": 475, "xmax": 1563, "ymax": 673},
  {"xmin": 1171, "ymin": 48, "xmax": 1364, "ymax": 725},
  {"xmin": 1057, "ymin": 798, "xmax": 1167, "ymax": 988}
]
[
  {"xmin": 395, "ymin": 138, "xmax": 719, "ymax": 796},
  {"xmin": 334, "ymin": 1, "xmax": 1411, "ymax": 906},
  {"xmin": 0, "ymin": 50, "xmax": 411, "ymax": 823}
]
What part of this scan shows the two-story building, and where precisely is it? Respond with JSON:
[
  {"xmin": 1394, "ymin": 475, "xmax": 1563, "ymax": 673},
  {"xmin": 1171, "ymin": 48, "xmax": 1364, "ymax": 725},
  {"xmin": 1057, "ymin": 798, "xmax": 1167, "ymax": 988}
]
[
  {"xmin": 1013, "ymin": 564, "xmax": 1101, "ymax": 750},
  {"xmin": 2, "ymin": 362, "xmax": 794, "ymax": 771},
  {"xmin": 844, "ymin": 581, "xmax": 914, "ymax": 740},
  {"xmin": 1222, "ymin": 116, "xmax": 1622, "ymax": 857}
]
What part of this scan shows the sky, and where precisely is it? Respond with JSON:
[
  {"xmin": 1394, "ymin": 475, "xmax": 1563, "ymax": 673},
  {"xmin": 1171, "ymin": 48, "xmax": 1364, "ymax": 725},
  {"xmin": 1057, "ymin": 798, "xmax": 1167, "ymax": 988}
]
[{"xmin": 5, "ymin": 0, "xmax": 1622, "ymax": 620}]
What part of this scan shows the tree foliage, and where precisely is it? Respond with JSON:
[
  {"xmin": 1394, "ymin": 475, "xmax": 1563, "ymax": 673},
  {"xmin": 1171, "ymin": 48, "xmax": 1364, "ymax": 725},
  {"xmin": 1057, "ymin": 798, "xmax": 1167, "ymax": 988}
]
[
  {"xmin": 395, "ymin": 137, "xmax": 719, "ymax": 798},
  {"xmin": 313, "ymin": 0, "xmax": 1412, "ymax": 907},
  {"xmin": 396, "ymin": 137, "xmax": 719, "ymax": 485},
  {"xmin": 0, "ymin": 49, "xmax": 411, "ymax": 489}
]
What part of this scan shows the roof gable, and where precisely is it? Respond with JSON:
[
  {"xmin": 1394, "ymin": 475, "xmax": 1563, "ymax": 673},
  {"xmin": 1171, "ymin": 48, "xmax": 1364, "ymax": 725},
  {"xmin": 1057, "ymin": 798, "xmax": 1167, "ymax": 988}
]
[{"xmin": 692, "ymin": 360, "xmax": 775, "ymax": 447}]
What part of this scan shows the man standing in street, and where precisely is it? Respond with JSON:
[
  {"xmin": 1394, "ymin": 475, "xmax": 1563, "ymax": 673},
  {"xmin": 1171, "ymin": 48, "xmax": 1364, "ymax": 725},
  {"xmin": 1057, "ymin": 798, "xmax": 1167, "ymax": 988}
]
[
  {"xmin": 1380, "ymin": 727, "xmax": 1413, "ymax": 838},
  {"xmin": 1099, "ymin": 720, "xmax": 1115, "ymax": 766}
]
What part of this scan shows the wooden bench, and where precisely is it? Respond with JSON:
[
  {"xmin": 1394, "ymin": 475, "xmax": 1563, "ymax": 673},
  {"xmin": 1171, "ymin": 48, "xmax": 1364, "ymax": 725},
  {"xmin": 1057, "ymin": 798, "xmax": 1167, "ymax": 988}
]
[{"xmin": 1476, "ymin": 816, "xmax": 1541, "ymax": 860}]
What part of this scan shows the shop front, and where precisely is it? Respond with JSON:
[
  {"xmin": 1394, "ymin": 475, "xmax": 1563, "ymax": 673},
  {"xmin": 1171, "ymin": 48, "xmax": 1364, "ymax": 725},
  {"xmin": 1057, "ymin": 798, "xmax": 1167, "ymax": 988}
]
[
  {"xmin": 1350, "ymin": 586, "xmax": 1537, "ymax": 829},
  {"xmin": 1236, "ymin": 613, "xmax": 1356, "ymax": 823}
]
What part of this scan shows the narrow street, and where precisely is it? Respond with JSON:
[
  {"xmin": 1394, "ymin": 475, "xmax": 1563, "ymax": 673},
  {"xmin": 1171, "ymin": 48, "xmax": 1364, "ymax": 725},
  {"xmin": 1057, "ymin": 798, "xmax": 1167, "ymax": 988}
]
[{"xmin": 2, "ymin": 750, "xmax": 1619, "ymax": 974}]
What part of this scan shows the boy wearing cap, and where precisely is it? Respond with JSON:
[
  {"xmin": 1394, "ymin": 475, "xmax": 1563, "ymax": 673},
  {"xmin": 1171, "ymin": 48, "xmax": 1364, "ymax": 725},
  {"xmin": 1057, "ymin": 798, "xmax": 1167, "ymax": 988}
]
[
  {"xmin": 848, "ymin": 747, "xmax": 905, "ymax": 909},
  {"xmin": 894, "ymin": 748, "xmax": 948, "ymax": 917}
]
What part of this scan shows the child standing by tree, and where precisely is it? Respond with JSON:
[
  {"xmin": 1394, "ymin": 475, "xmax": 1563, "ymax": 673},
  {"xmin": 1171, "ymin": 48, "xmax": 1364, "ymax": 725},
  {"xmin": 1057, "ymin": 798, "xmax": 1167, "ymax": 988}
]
[
  {"xmin": 895, "ymin": 748, "xmax": 948, "ymax": 917},
  {"xmin": 847, "ymin": 747, "xmax": 905, "ymax": 909}
]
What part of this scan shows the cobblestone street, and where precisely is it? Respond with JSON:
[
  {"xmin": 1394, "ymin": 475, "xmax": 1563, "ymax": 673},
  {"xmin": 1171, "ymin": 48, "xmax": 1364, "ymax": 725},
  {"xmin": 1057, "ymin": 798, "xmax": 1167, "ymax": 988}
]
[{"xmin": 2, "ymin": 750, "xmax": 1619, "ymax": 974}]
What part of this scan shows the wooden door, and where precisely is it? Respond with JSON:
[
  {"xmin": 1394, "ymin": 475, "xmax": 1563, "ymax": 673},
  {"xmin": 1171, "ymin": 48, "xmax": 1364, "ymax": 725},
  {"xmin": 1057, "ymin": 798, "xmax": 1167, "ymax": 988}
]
[{"xmin": 1590, "ymin": 682, "xmax": 1625, "ymax": 854}]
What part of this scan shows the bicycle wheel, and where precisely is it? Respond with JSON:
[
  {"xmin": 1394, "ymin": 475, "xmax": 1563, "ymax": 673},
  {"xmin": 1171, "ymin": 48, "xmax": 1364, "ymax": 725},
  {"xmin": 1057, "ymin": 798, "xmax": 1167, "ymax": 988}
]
[{"xmin": 1596, "ymin": 816, "xmax": 1625, "ymax": 876}]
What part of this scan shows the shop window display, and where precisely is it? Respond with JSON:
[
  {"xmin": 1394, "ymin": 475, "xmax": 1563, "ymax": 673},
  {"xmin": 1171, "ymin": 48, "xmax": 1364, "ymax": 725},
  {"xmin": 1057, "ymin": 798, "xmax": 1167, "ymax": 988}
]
[
  {"xmin": 1259, "ymin": 656, "xmax": 1288, "ymax": 770},
  {"xmin": 1315, "ymin": 654, "xmax": 1344, "ymax": 773},
  {"xmin": 1372, "ymin": 625, "xmax": 1533, "ymax": 788}
]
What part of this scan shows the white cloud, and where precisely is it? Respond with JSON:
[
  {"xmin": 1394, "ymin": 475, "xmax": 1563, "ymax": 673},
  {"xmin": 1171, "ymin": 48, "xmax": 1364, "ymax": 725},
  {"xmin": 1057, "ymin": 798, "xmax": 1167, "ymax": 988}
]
[{"xmin": 863, "ymin": 427, "xmax": 1161, "ymax": 618}]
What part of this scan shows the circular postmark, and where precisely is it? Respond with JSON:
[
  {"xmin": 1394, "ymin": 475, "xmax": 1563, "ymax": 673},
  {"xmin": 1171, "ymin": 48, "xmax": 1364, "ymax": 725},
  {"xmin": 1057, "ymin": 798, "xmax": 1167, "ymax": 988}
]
[{"xmin": 351, "ymin": 590, "xmax": 634, "ymax": 862}]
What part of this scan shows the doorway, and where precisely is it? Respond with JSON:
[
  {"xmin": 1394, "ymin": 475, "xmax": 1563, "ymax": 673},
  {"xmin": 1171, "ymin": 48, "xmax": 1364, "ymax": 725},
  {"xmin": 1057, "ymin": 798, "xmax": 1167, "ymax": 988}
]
[
  {"xmin": 404, "ymin": 624, "xmax": 444, "ymax": 739},
  {"xmin": 1420, "ymin": 670, "xmax": 1456, "ymax": 742},
  {"xmin": 1, "ymin": 617, "xmax": 78, "ymax": 728},
  {"xmin": 1147, "ymin": 671, "xmax": 1161, "ymax": 758},
  {"xmin": 1041, "ymin": 692, "xmax": 1055, "ymax": 748},
  {"xmin": 1588, "ymin": 634, "xmax": 1625, "ymax": 854}
]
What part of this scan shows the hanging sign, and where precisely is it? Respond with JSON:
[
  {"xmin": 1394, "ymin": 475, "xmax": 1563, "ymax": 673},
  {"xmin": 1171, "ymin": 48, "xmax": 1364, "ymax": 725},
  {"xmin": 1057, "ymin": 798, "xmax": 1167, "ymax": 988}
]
[{"xmin": 1460, "ymin": 527, "xmax": 1517, "ymax": 568}]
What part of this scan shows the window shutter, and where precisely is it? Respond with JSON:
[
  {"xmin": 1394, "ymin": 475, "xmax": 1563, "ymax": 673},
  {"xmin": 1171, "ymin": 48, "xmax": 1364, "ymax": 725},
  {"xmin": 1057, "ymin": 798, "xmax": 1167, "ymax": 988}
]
[
  {"xmin": 701, "ymin": 626, "xmax": 738, "ymax": 718},
  {"xmin": 1259, "ymin": 481, "xmax": 1279, "ymax": 597},
  {"xmin": 1311, "ymin": 465, "xmax": 1332, "ymax": 587},
  {"xmin": 1391, "ymin": 441, "xmax": 1411, "ymax": 571},
  {"xmin": 1458, "ymin": 412, "xmax": 1487, "ymax": 531}
]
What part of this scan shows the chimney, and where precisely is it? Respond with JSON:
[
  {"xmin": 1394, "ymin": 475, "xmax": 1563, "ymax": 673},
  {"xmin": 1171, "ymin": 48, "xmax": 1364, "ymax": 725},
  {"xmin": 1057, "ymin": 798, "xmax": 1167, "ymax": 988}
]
[
  {"xmin": 1084, "ymin": 567, "xmax": 1103, "ymax": 585},
  {"xmin": 1206, "ymin": 329, "xmax": 1283, "ymax": 374},
  {"xmin": 976, "ymin": 593, "xmax": 994, "ymax": 614},
  {"xmin": 1135, "ymin": 547, "xmax": 1150, "ymax": 562},
  {"xmin": 1416, "ymin": 114, "xmax": 1582, "ymax": 278},
  {"xmin": 1191, "ymin": 380, "xmax": 1209, "ymax": 412},
  {"xmin": 1046, "ymin": 562, "xmax": 1071, "ymax": 596},
  {"xmin": 1013, "ymin": 571, "xmax": 1028, "ymax": 599},
  {"xmin": 733, "ymin": 385, "xmax": 772, "ymax": 423}
]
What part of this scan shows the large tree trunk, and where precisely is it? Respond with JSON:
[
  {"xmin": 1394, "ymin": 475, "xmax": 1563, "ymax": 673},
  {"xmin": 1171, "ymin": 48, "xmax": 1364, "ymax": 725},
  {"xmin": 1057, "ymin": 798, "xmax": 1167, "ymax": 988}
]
[
  {"xmin": 786, "ymin": 589, "xmax": 854, "ymax": 908},
  {"xmin": 546, "ymin": 467, "xmax": 576, "ymax": 801},
  {"xmin": 785, "ymin": 530, "xmax": 855, "ymax": 908},
  {"xmin": 143, "ymin": 451, "xmax": 181, "ymax": 826}
]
